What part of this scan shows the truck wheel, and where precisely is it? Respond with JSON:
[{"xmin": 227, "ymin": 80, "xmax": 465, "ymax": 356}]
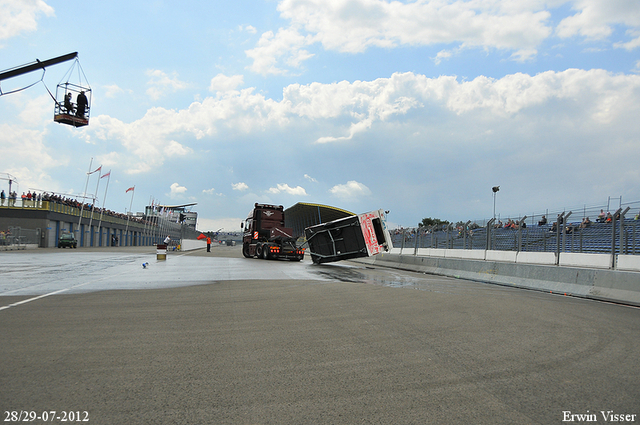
[
  {"xmin": 262, "ymin": 246, "xmax": 270, "ymax": 260},
  {"xmin": 242, "ymin": 243, "xmax": 252, "ymax": 258},
  {"xmin": 256, "ymin": 244, "xmax": 263, "ymax": 258}
]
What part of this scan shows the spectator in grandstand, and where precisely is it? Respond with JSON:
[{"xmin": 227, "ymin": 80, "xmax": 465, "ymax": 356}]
[
  {"xmin": 1, "ymin": 190, "xmax": 4, "ymax": 206},
  {"xmin": 550, "ymin": 215, "xmax": 564, "ymax": 233},
  {"xmin": 597, "ymin": 209, "xmax": 606, "ymax": 222},
  {"xmin": 635, "ymin": 211, "xmax": 640, "ymax": 220},
  {"xmin": 579, "ymin": 217, "xmax": 591, "ymax": 229},
  {"xmin": 538, "ymin": 215, "xmax": 547, "ymax": 226},
  {"xmin": 606, "ymin": 212, "xmax": 613, "ymax": 223}
]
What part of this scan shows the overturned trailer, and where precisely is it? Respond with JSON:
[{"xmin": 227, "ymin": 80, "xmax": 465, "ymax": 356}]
[{"xmin": 304, "ymin": 209, "xmax": 393, "ymax": 264}]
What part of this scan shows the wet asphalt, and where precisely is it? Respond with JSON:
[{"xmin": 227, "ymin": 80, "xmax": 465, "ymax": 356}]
[{"xmin": 1, "ymin": 246, "xmax": 639, "ymax": 424}]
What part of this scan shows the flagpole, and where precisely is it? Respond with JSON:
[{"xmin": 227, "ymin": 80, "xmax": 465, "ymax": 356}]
[
  {"xmin": 77, "ymin": 157, "xmax": 93, "ymax": 245},
  {"xmin": 142, "ymin": 196, "xmax": 151, "ymax": 246},
  {"xmin": 97, "ymin": 171, "xmax": 111, "ymax": 247},
  {"xmin": 87, "ymin": 168, "xmax": 102, "ymax": 245},
  {"xmin": 154, "ymin": 202, "xmax": 160, "ymax": 244},
  {"xmin": 124, "ymin": 186, "xmax": 135, "ymax": 246}
]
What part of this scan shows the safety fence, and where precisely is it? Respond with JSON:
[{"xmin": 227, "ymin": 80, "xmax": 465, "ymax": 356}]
[
  {"xmin": 0, "ymin": 227, "xmax": 40, "ymax": 250},
  {"xmin": 391, "ymin": 216, "xmax": 640, "ymax": 256}
]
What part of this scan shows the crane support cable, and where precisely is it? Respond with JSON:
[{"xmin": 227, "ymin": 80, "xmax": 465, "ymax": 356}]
[{"xmin": 0, "ymin": 52, "xmax": 78, "ymax": 82}]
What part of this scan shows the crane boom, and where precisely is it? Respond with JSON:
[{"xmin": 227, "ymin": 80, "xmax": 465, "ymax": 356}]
[{"xmin": 0, "ymin": 52, "xmax": 78, "ymax": 82}]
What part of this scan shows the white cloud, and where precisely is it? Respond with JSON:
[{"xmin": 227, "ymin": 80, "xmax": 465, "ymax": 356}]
[
  {"xmin": 245, "ymin": 0, "xmax": 556, "ymax": 73},
  {"xmin": 145, "ymin": 69, "xmax": 188, "ymax": 100},
  {"xmin": 304, "ymin": 174, "xmax": 317, "ymax": 183},
  {"xmin": 0, "ymin": 121, "xmax": 66, "ymax": 192},
  {"xmin": 202, "ymin": 188, "xmax": 215, "ymax": 195},
  {"xmin": 232, "ymin": 182, "xmax": 249, "ymax": 191},
  {"xmin": 197, "ymin": 217, "xmax": 243, "ymax": 233},
  {"xmin": 433, "ymin": 49, "xmax": 453, "ymax": 65},
  {"xmin": 0, "ymin": 0, "xmax": 54, "ymax": 44},
  {"xmin": 239, "ymin": 24, "xmax": 257, "ymax": 34},
  {"xmin": 556, "ymin": 0, "xmax": 640, "ymax": 43},
  {"xmin": 244, "ymin": 0, "xmax": 640, "ymax": 74},
  {"xmin": 614, "ymin": 29, "xmax": 640, "ymax": 51},
  {"xmin": 88, "ymin": 110, "xmax": 193, "ymax": 174},
  {"xmin": 245, "ymin": 26, "xmax": 315, "ymax": 75},
  {"xmin": 169, "ymin": 182, "xmax": 187, "ymax": 195},
  {"xmin": 84, "ymin": 70, "xmax": 640, "ymax": 177},
  {"xmin": 104, "ymin": 84, "xmax": 125, "ymax": 98},
  {"xmin": 209, "ymin": 74, "xmax": 244, "ymax": 92},
  {"xmin": 267, "ymin": 183, "xmax": 308, "ymax": 196},
  {"xmin": 330, "ymin": 181, "xmax": 372, "ymax": 199}
]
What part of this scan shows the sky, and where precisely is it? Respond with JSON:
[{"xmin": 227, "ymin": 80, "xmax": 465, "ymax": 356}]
[{"xmin": 1, "ymin": 0, "xmax": 639, "ymax": 232}]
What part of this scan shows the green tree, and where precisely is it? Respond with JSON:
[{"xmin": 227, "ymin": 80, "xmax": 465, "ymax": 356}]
[{"xmin": 419, "ymin": 217, "xmax": 450, "ymax": 228}]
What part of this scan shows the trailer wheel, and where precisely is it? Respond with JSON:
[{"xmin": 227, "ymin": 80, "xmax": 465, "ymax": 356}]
[{"xmin": 242, "ymin": 243, "xmax": 251, "ymax": 258}]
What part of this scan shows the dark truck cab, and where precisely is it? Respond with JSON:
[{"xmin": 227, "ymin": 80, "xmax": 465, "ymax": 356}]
[{"xmin": 241, "ymin": 203, "xmax": 305, "ymax": 261}]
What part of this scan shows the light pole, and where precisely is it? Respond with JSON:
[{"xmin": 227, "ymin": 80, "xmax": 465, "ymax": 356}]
[{"xmin": 492, "ymin": 186, "xmax": 500, "ymax": 220}]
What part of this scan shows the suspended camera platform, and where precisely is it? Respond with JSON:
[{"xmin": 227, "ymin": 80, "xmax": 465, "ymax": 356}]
[
  {"xmin": 53, "ymin": 62, "xmax": 91, "ymax": 128},
  {"xmin": 53, "ymin": 113, "xmax": 89, "ymax": 127}
]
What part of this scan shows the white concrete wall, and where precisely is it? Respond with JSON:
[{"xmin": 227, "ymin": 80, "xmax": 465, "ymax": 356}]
[
  {"xmin": 516, "ymin": 251, "xmax": 556, "ymax": 266},
  {"xmin": 617, "ymin": 255, "xmax": 640, "ymax": 272},
  {"xmin": 444, "ymin": 249, "xmax": 485, "ymax": 260},
  {"xmin": 407, "ymin": 248, "xmax": 639, "ymax": 272},
  {"xmin": 560, "ymin": 252, "xmax": 611, "ymax": 269},
  {"xmin": 485, "ymin": 250, "xmax": 517, "ymax": 263}
]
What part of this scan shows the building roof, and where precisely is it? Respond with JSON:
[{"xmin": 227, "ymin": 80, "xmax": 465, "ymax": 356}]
[
  {"xmin": 156, "ymin": 203, "xmax": 197, "ymax": 209},
  {"xmin": 284, "ymin": 202, "xmax": 355, "ymax": 238}
]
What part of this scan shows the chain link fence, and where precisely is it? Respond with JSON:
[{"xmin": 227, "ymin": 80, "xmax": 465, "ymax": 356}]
[
  {"xmin": 391, "ymin": 201, "xmax": 640, "ymax": 256},
  {"xmin": 0, "ymin": 226, "xmax": 40, "ymax": 250}
]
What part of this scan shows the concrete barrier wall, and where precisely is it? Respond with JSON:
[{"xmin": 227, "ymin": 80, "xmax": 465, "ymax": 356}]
[
  {"xmin": 486, "ymin": 250, "xmax": 517, "ymax": 263},
  {"xmin": 560, "ymin": 252, "xmax": 611, "ymax": 269},
  {"xmin": 516, "ymin": 251, "xmax": 556, "ymax": 266},
  {"xmin": 618, "ymin": 255, "xmax": 640, "ymax": 272},
  {"xmin": 445, "ymin": 249, "xmax": 485, "ymax": 260},
  {"xmin": 365, "ymin": 251, "xmax": 640, "ymax": 307}
]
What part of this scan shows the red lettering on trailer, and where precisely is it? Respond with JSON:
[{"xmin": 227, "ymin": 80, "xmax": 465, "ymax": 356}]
[{"xmin": 359, "ymin": 212, "xmax": 382, "ymax": 256}]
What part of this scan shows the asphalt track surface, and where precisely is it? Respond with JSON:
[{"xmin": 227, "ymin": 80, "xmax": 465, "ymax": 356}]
[{"xmin": 1, "ymin": 246, "xmax": 639, "ymax": 424}]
